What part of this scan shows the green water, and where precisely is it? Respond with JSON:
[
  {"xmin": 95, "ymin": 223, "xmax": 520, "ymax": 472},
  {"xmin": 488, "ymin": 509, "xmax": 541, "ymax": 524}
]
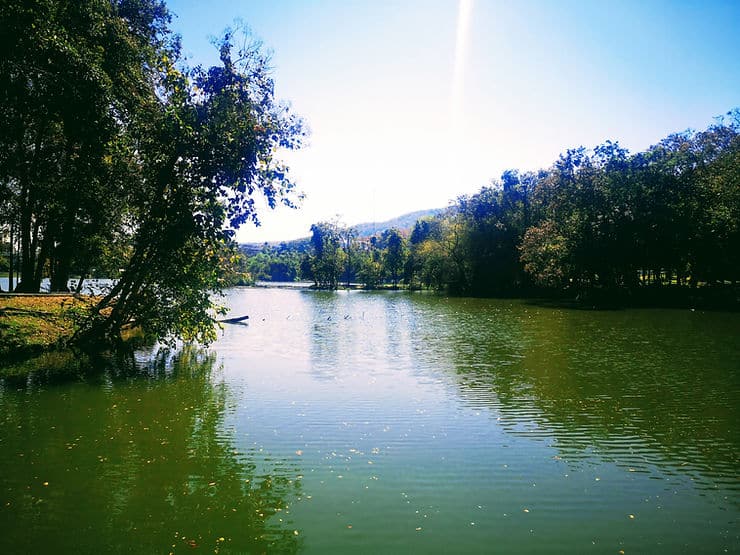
[{"xmin": 1, "ymin": 288, "xmax": 738, "ymax": 553}]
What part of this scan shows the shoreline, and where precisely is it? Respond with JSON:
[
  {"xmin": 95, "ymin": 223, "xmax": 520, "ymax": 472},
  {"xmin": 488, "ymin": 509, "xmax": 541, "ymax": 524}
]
[
  {"xmin": 3, "ymin": 285, "xmax": 737, "ymax": 378},
  {"xmin": 0, "ymin": 295, "xmax": 101, "ymax": 371},
  {"xmin": 254, "ymin": 281, "xmax": 740, "ymax": 310}
]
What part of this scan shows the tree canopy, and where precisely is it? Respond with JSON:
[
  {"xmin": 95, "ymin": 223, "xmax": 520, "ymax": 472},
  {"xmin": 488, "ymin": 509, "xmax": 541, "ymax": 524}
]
[
  {"xmin": 0, "ymin": 1, "xmax": 305, "ymax": 344},
  {"xmin": 270, "ymin": 111, "xmax": 739, "ymax": 305},
  {"xmin": 408, "ymin": 113, "xmax": 740, "ymax": 300}
]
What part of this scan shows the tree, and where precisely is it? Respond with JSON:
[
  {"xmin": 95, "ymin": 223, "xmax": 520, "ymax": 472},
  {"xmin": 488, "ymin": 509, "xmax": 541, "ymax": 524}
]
[
  {"xmin": 246, "ymin": 247, "xmax": 300, "ymax": 282},
  {"xmin": 381, "ymin": 228, "xmax": 406, "ymax": 288},
  {"xmin": 406, "ymin": 217, "xmax": 441, "ymax": 288},
  {"xmin": 687, "ymin": 113, "xmax": 740, "ymax": 285},
  {"xmin": 519, "ymin": 220, "xmax": 569, "ymax": 288},
  {"xmin": 77, "ymin": 25, "xmax": 305, "ymax": 344},
  {"xmin": 454, "ymin": 173, "xmax": 531, "ymax": 295},
  {"xmin": 1, "ymin": 4, "xmax": 305, "ymax": 343},
  {"xmin": 0, "ymin": 0, "xmax": 173, "ymax": 293},
  {"xmin": 357, "ymin": 244, "xmax": 383, "ymax": 288},
  {"xmin": 307, "ymin": 221, "xmax": 345, "ymax": 289},
  {"xmin": 341, "ymin": 226, "xmax": 358, "ymax": 288},
  {"xmin": 405, "ymin": 113, "xmax": 738, "ymax": 299}
]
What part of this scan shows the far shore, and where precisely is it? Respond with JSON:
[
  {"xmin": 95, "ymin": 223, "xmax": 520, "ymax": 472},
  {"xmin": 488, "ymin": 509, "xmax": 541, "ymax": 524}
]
[{"xmin": 2, "ymin": 282, "xmax": 737, "ymax": 377}]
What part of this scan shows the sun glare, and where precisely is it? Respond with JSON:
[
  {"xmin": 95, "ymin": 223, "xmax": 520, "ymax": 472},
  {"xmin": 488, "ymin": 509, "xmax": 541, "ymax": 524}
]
[{"xmin": 451, "ymin": 0, "xmax": 474, "ymax": 139}]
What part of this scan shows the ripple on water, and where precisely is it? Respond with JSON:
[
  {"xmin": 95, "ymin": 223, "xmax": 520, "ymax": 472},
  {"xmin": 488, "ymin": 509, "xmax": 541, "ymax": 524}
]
[{"xmin": 2, "ymin": 289, "xmax": 738, "ymax": 554}]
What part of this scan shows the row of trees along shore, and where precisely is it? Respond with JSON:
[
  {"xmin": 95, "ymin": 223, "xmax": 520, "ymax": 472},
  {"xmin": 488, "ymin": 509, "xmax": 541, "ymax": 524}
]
[
  {"xmin": 0, "ymin": 1, "xmax": 305, "ymax": 345},
  {"xmin": 259, "ymin": 113, "xmax": 738, "ymax": 303}
]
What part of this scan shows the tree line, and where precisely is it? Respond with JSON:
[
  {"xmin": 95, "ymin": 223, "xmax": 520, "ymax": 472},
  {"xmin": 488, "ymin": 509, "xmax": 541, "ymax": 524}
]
[
  {"xmin": 242, "ymin": 224, "xmax": 409, "ymax": 289},
  {"xmin": 0, "ymin": 1, "xmax": 304, "ymax": 344},
  {"xmin": 266, "ymin": 113, "xmax": 739, "ymax": 302}
]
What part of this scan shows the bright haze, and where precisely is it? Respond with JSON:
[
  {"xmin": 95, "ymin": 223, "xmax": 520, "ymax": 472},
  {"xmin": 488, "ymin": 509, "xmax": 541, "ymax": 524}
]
[{"xmin": 167, "ymin": 0, "xmax": 740, "ymax": 243}]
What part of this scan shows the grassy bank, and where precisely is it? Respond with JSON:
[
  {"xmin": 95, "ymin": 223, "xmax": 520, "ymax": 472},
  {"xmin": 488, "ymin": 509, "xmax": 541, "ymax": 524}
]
[
  {"xmin": 0, "ymin": 295, "xmax": 95, "ymax": 361},
  {"xmin": 0, "ymin": 295, "xmax": 156, "ymax": 379}
]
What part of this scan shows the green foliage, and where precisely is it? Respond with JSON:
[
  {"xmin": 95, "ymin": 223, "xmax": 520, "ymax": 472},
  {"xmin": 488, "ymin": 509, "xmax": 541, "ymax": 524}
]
[
  {"xmin": 519, "ymin": 221, "xmax": 569, "ymax": 288},
  {"xmin": 0, "ymin": 318, "xmax": 25, "ymax": 354},
  {"xmin": 219, "ymin": 244, "xmax": 253, "ymax": 286},
  {"xmin": 0, "ymin": 4, "xmax": 305, "ymax": 344},
  {"xmin": 246, "ymin": 246, "xmax": 301, "ymax": 282},
  {"xmin": 0, "ymin": 0, "xmax": 175, "ymax": 293},
  {"xmin": 306, "ymin": 221, "xmax": 346, "ymax": 289},
  {"xmin": 357, "ymin": 248, "xmax": 383, "ymax": 289},
  {"xmin": 406, "ymin": 112, "xmax": 739, "ymax": 297},
  {"xmin": 381, "ymin": 228, "xmax": 406, "ymax": 288},
  {"xmin": 295, "ymin": 221, "xmax": 415, "ymax": 290}
]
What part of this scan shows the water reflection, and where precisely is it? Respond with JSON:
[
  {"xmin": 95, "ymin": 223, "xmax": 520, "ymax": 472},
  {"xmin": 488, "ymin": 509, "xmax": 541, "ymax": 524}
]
[
  {"xmin": 0, "ymin": 347, "xmax": 302, "ymax": 554},
  {"xmin": 427, "ymin": 298, "xmax": 740, "ymax": 491},
  {"xmin": 304, "ymin": 290, "xmax": 417, "ymax": 381},
  {"xmin": 306, "ymin": 291, "xmax": 344, "ymax": 380},
  {"xmin": 298, "ymin": 289, "xmax": 738, "ymax": 494},
  {"xmin": 4, "ymin": 289, "xmax": 737, "ymax": 553}
]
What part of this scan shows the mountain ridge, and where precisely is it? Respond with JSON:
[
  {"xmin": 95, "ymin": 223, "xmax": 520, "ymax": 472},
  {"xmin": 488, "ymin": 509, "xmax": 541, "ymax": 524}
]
[{"xmin": 240, "ymin": 207, "xmax": 444, "ymax": 254}]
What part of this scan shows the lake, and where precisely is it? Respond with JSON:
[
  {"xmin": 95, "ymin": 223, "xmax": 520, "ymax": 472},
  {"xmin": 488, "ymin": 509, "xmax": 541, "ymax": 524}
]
[
  {"xmin": 1, "ymin": 287, "xmax": 738, "ymax": 553},
  {"xmin": 0, "ymin": 277, "xmax": 114, "ymax": 294}
]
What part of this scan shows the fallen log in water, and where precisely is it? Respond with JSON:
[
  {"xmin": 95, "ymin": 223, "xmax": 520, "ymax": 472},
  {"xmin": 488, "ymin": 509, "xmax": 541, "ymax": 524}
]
[{"xmin": 218, "ymin": 315, "xmax": 250, "ymax": 324}]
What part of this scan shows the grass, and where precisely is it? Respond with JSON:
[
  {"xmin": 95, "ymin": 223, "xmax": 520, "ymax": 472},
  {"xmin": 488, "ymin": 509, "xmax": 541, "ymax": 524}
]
[
  {"xmin": 0, "ymin": 295, "xmax": 155, "ymax": 379},
  {"xmin": 0, "ymin": 295, "xmax": 97, "ymax": 360}
]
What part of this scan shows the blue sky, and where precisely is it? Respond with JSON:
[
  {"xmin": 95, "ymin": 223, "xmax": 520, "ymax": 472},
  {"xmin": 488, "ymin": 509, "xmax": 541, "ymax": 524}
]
[{"xmin": 167, "ymin": 0, "xmax": 740, "ymax": 242}]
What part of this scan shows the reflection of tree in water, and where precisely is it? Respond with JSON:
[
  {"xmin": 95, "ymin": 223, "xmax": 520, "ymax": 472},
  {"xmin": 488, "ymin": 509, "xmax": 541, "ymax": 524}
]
[
  {"xmin": 305, "ymin": 291, "xmax": 351, "ymax": 380},
  {"xmin": 0, "ymin": 347, "xmax": 302, "ymax": 554},
  {"xmin": 305, "ymin": 290, "xmax": 417, "ymax": 381},
  {"xmin": 413, "ymin": 298, "xmax": 740, "ymax": 490}
]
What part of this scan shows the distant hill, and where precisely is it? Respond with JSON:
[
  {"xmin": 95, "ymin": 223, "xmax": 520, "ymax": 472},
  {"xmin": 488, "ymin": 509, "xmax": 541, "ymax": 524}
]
[
  {"xmin": 351, "ymin": 208, "xmax": 444, "ymax": 238},
  {"xmin": 240, "ymin": 208, "xmax": 444, "ymax": 254}
]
